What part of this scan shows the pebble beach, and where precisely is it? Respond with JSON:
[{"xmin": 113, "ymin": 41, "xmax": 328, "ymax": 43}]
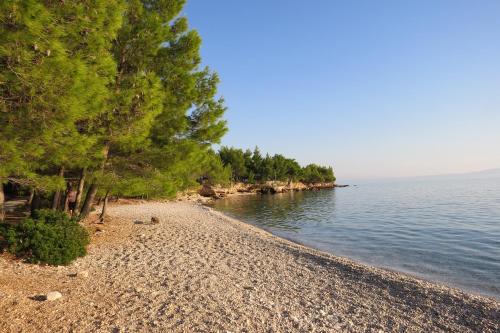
[{"xmin": 0, "ymin": 201, "xmax": 499, "ymax": 332}]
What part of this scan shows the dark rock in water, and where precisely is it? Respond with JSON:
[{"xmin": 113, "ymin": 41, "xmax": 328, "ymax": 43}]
[{"xmin": 259, "ymin": 186, "xmax": 273, "ymax": 194}]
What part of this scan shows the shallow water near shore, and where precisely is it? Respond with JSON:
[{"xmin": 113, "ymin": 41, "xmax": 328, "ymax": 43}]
[{"xmin": 211, "ymin": 176, "xmax": 500, "ymax": 299}]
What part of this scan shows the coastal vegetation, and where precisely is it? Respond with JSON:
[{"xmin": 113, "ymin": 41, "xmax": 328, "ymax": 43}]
[
  {"xmin": 2, "ymin": 209, "xmax": 89, "ymax": 265},
  {"xmin": 0, "ymin": 0, "xmax": 228, "ymax": 221},
  {"xmin": 0, "ymin": 0, "xmax": 334, "ymax": 263},
  {"xmin": 218, "ymin": 147, "xmax": 335, "ymax": 184},
  {"xmin": 0, "ymin": 0, "xmax": 335, "ymax": 220}
]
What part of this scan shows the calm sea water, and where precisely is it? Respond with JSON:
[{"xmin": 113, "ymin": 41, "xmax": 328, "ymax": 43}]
[{"xmin": 211, "ymin": 177, "xmax": 500, "ymax": 299}]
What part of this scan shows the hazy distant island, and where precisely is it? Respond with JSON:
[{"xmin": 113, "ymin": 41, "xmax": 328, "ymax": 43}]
[{"xmin": 0, "ymin": 1, "xmax": 499, "ymax": 332}]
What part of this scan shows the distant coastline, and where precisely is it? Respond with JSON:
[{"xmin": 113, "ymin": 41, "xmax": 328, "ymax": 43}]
[{"xmin": 342, "ymin": 167, "xmax": 500, "ymax": 185}]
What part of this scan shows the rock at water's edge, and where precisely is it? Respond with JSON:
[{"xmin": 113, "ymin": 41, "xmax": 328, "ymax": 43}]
[{"xmin": 199, "ymin": 184, "xmax": 217, "ymax": 197}]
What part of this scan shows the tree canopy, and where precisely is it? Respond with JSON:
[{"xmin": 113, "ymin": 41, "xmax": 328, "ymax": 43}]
[
  {"xmin": 218, "ymin": 147, "xmax": 335, "ymax": 184},
  {"xmin": 1, "ymin": 0, "xmax": 228, "ymax": 218},
  {"xmin": 0, "ymin": 0, "xmax": 335, "ymax": 222}
]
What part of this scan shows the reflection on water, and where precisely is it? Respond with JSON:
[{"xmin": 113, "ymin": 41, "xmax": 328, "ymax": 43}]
[{"xmin": 211, "ymin": 177, "xmax": 500, "ymax": 299}]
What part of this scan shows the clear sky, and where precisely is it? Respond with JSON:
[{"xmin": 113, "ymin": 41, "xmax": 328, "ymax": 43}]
[{"xmin": 184, "ymin": 0, "xmax": 500, "ymax": 181}]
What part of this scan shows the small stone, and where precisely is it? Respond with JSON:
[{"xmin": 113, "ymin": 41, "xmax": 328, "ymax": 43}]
[
  {"xmin": 46, "ymin": 291, "xmax": 62, "ymax": 301},
  {"xmin": 78, "ymin": 270, "xmax": 89, "ymax": 278},
  {"xmin": 151, "ymin": 216, "xmax": 160, "ymax": 224}
]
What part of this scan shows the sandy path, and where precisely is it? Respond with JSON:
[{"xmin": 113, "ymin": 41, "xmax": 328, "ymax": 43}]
[{"xmin": 0, "ymin": 202, "xmax": 499, "ymax": 332}]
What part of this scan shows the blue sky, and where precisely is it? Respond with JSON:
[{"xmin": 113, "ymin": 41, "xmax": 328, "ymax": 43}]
[{"xmin": 184, "ymin": 1, "xmax": 500, "ymax": 180}]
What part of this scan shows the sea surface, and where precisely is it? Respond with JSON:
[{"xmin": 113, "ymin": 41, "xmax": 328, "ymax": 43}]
[{"xmin": 211, "ymin": 176, "xmax": 500, "ymax": 299}]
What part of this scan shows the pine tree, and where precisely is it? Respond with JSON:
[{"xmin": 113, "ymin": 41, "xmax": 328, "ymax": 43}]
[
  {"xmin": 1, "ymin": 1, "xmax": 76, "ymax": 185},
  {"xmin": 1, "ymin": 1, "xmax": 229, "ymax": 222},
  {"xmin": 79, "ymin": 0, "xmax": 228, "ymax": 218},
  {"xmin": 0, "ymin": 1, "xmax": 124, "ymax": 218}
]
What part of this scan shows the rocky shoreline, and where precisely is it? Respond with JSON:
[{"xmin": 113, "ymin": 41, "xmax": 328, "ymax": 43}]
[{"xmin": 198, "ymin": 181, "xmax": 345, "ymax": 199}]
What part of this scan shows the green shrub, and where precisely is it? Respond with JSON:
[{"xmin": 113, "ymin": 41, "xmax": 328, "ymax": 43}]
[{"xmin": 2, "ymin": 209, "xmax": 89, "ymax": 265}]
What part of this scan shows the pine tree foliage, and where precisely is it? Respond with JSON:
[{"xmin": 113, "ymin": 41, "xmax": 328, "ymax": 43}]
[
  {"xmin": 95, "ymin": 0, "xmax": 228, "ymax": 199},
  {"xmin": 0, "ymin": 0, "xmax": 230, "ymax": 219},
  {"xmin": 0, "ymin": 0, "xmax": 123, "ymax": 190},
  {"xmin": 218, "ymin": 147, "xmax": 336, "ymax": 184},
  {"xmin": 0, "ymin": 0, "xmax": 334, "ymax": 222}
]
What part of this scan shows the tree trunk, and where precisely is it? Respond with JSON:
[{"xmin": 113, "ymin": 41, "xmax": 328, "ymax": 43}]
[
  {"xmin": 51, "ymin": 166, "xmax": 65, "ymax": 210},
  {"xmin": 27, "ymin": 188, "xmax": 35, "ymax": 206},
  {"xmin": 79, "ymin": 142, "xmax": 110, "ymax": 220},
  {"xmin": 79, "ymin": 183, "xmax": 98, "ymax": 220},
  {"xmin": 30, "ymin": 190, "xmax": 41, "ymax": 216},
  {"xmin": 98, "ymin": 190, "xmax": 110, "ymax": 223},
  {"xmin": 63, "ymin": 183, "xmax": 71, "ymax": 213},
  {"xmin": 73, "ymin": 168, "xmax": 86, "ymax": 217},
  {"xmin": 0, "ymin": 182, "xmax": 5, "ymax": 222}
]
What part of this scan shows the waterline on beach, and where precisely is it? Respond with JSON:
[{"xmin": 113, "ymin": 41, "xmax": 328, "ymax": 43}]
[{"xmin": 211, "ymin": 177, "xmax": 500, "ymax": 299}]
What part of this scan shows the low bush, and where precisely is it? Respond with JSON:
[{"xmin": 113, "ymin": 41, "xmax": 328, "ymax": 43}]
[{"xmin": 2, "ymin": 209, "xmax": 89, "ymax": 265}]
